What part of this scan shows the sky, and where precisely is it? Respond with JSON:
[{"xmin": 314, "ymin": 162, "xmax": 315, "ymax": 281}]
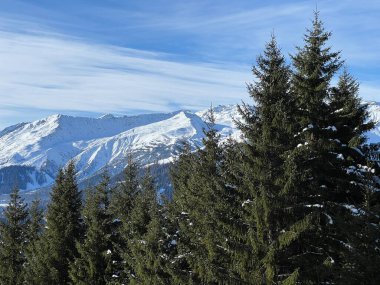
[{"xmin": 0, "ymin": 0, "xmax": 379, "ymax": 129}]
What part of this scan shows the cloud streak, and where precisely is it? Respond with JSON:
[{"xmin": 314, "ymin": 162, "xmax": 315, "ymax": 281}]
[
  {"xmin": 0, "ymin": 0, "xmax": 379, "ymax": 128},
  {"xmin": 0, "ymin": 28, "xmax": 251, "ymax": 128}
]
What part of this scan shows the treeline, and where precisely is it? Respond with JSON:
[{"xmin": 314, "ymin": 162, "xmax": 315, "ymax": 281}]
[{"xmin": 1, "ymin": 13, "xmax": 380, "ymax": 285}]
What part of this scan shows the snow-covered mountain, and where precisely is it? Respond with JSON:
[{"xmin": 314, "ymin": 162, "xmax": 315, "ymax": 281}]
[
  {"xmin": 1, "ymin": 102, "xmax": 380, "ymax": 196},
  {"xmin": 0, "ymin": 105, "xmax": 240, "ymax": 194}
]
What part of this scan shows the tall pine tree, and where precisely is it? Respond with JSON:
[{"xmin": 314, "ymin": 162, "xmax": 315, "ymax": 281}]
[
  {"xmin": 236, "ymin": 35, "xmax": 298, "ymax": 284},
  {"xmin": 127, "ymin": 170, "xmax": 172, "ymax": 284},
  {"xmin": 69, "ymin": 173, "xmax": 115, "ymax": 285},
  {"xmin": 280, "ymin": 12, "xmax": 377, "ymax": 283},
  {"xmin": 328, "ymin": 70, "xmax": 380, "ymax": 283},
  {"xmin": 171, "ymin": 110, "xmax": 243, "ymax": 284},
  {"xmin": 25, "ymin": 161, "xmax": 82, "ymax": 285},
  {"xmin": 168, "ymin": 142, "xmax": 198, "ymax": 284},
  {"xmin": 24, "ymin": 198, "xmax": 44, "ymax": 285},
  {"xmin": 109, "ymin": 155, "xmax": 140, "ymax": 282},
  {"xmin": 27, "ymin": 198, "xmax": 44, "ymax": 243},
  {"xmin": 0, "ymin": 188, "xmax": 29, "ymax": 285}
]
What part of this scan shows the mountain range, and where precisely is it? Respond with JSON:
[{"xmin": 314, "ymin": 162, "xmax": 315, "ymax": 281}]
[{"xmin": 0, "ymin": 102, "xmax": 379, "ymax": 204}]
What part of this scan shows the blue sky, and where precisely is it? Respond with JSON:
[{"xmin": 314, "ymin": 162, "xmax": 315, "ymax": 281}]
[{"xmin": 0, "ymin": 0, "xmax": 379, "ymax": 128}]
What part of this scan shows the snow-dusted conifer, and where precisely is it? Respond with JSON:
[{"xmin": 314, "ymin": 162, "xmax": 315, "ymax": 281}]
[
  {"xmin": 25, "ymin": 162, "xmax": 82, "ymax": 285},
  {"xmin": 0, "ymin": 188, "xmax": 29, "ymax": 285},
  {"xmin": 281, "ymin": 12, "xmax": 378, "ymax": 283},
  {"xmin": 236, "ymin": 34, "xmax": 297, "ymax": 284},
  {"xmin": 109, "ymin": 155, "xmax": 140, "ymax": 282},
  {"xmin": 69, "ymin": 173, "xmax": 115, "ymax": 285},
  {"xmin": 171, "ymin": 110, "xmax": 243, "ymax": 284},
  {"xmin": 127, "ymin": 170, "xmax": 172, "ymax": 284}
]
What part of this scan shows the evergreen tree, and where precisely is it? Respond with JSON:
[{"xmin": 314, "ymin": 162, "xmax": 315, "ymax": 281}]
[
  {"xmin": 69, "ymin": 173, "xmax": 115, "ymax": 285},
  {"xmin": 171, "ymin": 122, "xmax": 217, "ymax": 284},
  {"xmin": 109, "ymin": 155, "xmax": 140, "ymax": 282},
  {"xmin": 25, "ymin": 162, "xmax": 82, "ymax": 285},
  {"xmin": 280, "ymin": 12, "xmax": 377, "ymax": 283},
  {"xmin": 281, "ymin": 12, "xmax": 344, "ymax": 283},
  {"xmin": 329, "ymin": 70, "xmax": 374, "ymax": 148},
  {"xmin": 0, "ymin": 188, "xmax": 29, "ymax": 285},
  {"xmin": 328, "ymin": 71, "xmax": 380, "ymax": 283},
  {"xmin": 236, "ymin": 35, "xmax": 297, "ymax": 284},
  {"xmin": 171, "ymin": 110, "xmax": 243, "ymax": 284},
  {"xmin": 218, "ymin": 136, "xmax": 249, "ymax": 284},
  {"xmin": 27, "ymin": 198, "xmax": 44, "ymax": 242},
  {"xmin": 24, "ymin": 198, "xmax": 44, "ymax": 284},
  {"xmin": 110, "ymin": 155, "xmax": 139, "ymax": 221},
  {"xmin": 168, "ymin": 142, "xmax": 198, "ymax": 284},
  {"xmin": 3, "ymin": 11, "xmax": 376, "ymax": 285},
  {"xmin": 349, "ymin": 165, "xmax": 380, "ymax": 284},
  {"xmin": 128, "ymin": 170, "xmax": 172, "ymax": 284}
]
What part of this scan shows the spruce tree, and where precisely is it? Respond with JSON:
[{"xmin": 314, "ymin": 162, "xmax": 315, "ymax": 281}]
[
  {"xmin": 329, "ymin": 70, "xmax": 374, "ymax": 149},
  {"xmin": 168, "ymin": 142, "xmax": 199, "ymax": 284},
  {"xmin": 109, "ymin": 155, "xmax": 140, "ymax": 282},
  {"xmin": 69, "ymin": 173, "xmax": 115, "ymax": 285},
  {"xmin": 328, "ymin": 71, "xmax": 380, "ymax": 283},
  {"xmin": 236, "ymin": 35, "xmax": 298, "ymax": 284},
  {"xmin": 110, "ymin": 154, "xmax": 139, "ymax": 221},
  {"xmin": 24, "ymin": 199, "xmax": 44, "ymax": 284},
  {"xmin": 171, "ymin": 110, "xmax": 243, "ymax": 284},
  {"xmin": 218, "ymin": 136, "xmax": 250, "ymax": 283},
  {"xmin": 349, "ymin": 166, "xmax": 380, "ymax": 284},
  {"xmin": 280, "ymin": 12, "xmax": 377, "ymax": 283},
  {"xmin": 0, "ymin": 188, "xmax": 29, "ymax": 285},
  {"xmin": 24, "ymin": 238, "xmax": 52, "ymax": 284},
  {"xmin": 171, "ymin": 121, "xmax": 217, "ymax": 284},
  {"xmin": 127, "ymin": 170, "xmax": 172, "ymax": 284},
  {"xmin": 281, "ymin": 12, "xmax": 342, "ymax": 283},
  {"xmin": 25, "ymin": 162, "xmax": 82, "ymax": 285},
  {"xmin": 27, "ymin": 198, "xmax": 44, "ymax": 242}
]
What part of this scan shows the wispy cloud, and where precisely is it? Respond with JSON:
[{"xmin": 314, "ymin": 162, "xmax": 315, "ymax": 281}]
[
  {"xmin": 0, "ymin": 27, "xmax": 250, "ymax": 128},
  {"xmin": 0, "ymin": 0, "xmax": 379, "ymax": 128}
]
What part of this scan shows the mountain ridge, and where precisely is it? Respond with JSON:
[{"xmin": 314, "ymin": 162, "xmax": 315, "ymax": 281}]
[
  {"xmin": 0, "ymin": 105, "xmax": 237, "ymax": 194},
  {"xmin": 0, "ymin": 102, "xmax": 379, "ymax": 195}
]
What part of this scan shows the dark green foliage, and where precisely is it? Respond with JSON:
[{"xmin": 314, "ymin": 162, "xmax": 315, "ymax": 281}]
[
  {"xmin": 25, "ymin": 161, "xmax": 82, "ymax": 285},
  {"xmin": 23, "ymin": 199, "xmax": 44, "ymax": 285},
  {"xmin": 291, "ymin": 12, "xmax": 342, "ymax": 127},
  {"xmin": 348, "ymin": 166, "xmax": 380, "ymax": 284},
  {"xmin": 328, "ymin": 71, "xmax": 380, "ymax": 284},
  {"xmin": 110, "ymin": 155, "xmax": 139, "ymax": 221},
  {"xmin": 171, "ymin": 111, "xmax": 243, "ymax": 284},
  {"xmin": 109, "ymin": 155, "xmax": 140, "ymax": 282},
  {"xmin": 0, "ymin": 188, "xmax": 29, "ymax": 285},
  {"xmin": 27, "ymin": 198, "xmax": 44, "ymax": 242},
  {"xmin": 282, "ymin": 13, "xmax": 345, "ymax": 283},
  {"xmin": 330, "ymin": 70, "xmax": 374, "ymax": 148},
  {"xmin": 167, "ymin": 142, "xmax": 197, "ymax": 284},
  {"xmin": 127, "ymin": 170, "xmax": 172, "ymax": 284},
  {"xmin": 236, "ymin": 35, "xmax": 298, "ymax": 284},
  {"xmin": 69, "ymin": 173, "xmax": 116, "ymax": 285},
  {"xmin": 280, "ymin": 12, "xmax": 378, "ymax": 284}
]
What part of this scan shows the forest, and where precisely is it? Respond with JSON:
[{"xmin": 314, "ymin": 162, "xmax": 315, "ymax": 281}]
[{"xmin": 0, "ymin": 13, "xmax": 379, "ymax": 285}]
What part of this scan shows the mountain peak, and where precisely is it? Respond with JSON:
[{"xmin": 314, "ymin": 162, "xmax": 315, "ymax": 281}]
[
  {"xmin": 0, "ymin": 103, "xmax": 379, "ymax": 194},
  {"xmin": 99, "ymin": 114, "xmax": 115, "ymax": 119}
]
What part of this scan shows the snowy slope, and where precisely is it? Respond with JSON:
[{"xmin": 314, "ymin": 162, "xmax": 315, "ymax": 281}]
[
  {"xmin": 366, "ymin": 102, "xmax": 380, "ymax": 143},
  {"xmin": 0, "ymin": 107, "xmax": 238, "ymax": 192},
  {"xmin": 196, "ymin": 104, "xmax": 242, "ymax": 140},
  {"xmin": 0, "ymin": 102, "xmax": 379, "ymax": 193}
]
